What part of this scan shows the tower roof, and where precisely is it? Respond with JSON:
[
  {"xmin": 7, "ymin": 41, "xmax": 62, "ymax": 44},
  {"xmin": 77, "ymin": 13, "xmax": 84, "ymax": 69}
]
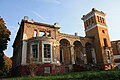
[{"xmin": 81, "ymin": 8, "xmax": 106, "ymax": 21}]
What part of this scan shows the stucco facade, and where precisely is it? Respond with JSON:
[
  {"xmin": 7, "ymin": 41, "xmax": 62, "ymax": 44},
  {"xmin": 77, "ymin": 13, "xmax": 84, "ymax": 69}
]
[{"xmin": 12, "ymin": 8, "xmax": 115, "ymax": 76}]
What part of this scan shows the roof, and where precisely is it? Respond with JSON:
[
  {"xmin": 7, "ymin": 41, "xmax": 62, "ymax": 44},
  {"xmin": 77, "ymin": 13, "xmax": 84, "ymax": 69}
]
[{"xmin": 22, "ymin": 19, "xmax": 61, "ymax": 29}]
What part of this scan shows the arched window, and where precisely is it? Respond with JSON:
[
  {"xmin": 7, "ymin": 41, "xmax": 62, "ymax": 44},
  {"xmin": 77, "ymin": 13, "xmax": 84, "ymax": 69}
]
[
  {"xmin": 85, "ymin": 42, "xmax": 96, "ymax": 64},
  {"xmin": 60, "ymin": 39, "xmax": 71, "ymax": 64},
  {"xmin": 103, "ymin": 38, "xmax": 108, "ymax": 47},
  {"xmin": 73, "ymin": 41, "xmax": 84, "ymax": 64},
  {"xmin": 91, "ymin": 17, "xmax": 94, "ymax": 24},
  {"xmin": 102, "ymin": 18, "xmax": 105, "ymax": 24},
  {"xmin": 97, "ymin": 16, "xmax": 100, "ymax": 22}
]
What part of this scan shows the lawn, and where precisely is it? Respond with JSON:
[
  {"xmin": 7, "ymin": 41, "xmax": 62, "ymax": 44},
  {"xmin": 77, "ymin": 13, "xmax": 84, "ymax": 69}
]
[{"xmin": 3, "ymin": 70, "xmax": 120, "ymax": 80}]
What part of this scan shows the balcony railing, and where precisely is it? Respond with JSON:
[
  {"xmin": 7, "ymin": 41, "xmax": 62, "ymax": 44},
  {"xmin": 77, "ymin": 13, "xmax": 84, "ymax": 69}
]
[{"xmin": 44, "ymin": 58, "xmax": 51, "ymax": 63}]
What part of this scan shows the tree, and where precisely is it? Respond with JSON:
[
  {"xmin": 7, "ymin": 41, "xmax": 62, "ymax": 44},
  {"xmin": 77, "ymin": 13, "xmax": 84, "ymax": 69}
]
[
  {"xmin": 0, "ymin": 55, "xmax": 12, "ymax": 76},
  {"xmin": 0, "ymin": 17, "xmax": 11, "ymax": 76},
  {"xmin": 0, "ymin": 17, "xmax": 11, "ymax": 53}
]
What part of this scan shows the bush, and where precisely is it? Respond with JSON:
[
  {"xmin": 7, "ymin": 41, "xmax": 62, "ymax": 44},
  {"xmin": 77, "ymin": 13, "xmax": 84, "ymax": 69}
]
[
  {"xmin": 0, "ymin": 54, "xmax": 12, "ymax": 77},
  {"xmin": 6, "ymin": 69, "xmax": 120, "ymax": 80}
]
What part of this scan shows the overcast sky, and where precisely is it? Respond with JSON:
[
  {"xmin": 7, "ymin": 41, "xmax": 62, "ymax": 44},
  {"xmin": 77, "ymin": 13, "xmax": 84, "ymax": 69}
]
[{"xmin": 0, "ymin": 0, "xmax": 120, "ymax": 57}]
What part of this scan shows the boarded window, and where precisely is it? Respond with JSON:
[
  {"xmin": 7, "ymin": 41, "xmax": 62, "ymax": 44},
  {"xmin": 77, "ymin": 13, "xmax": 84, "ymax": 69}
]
[{"xmin": 44, "ymin": 67, "xmax": 50, "ymax": 74}]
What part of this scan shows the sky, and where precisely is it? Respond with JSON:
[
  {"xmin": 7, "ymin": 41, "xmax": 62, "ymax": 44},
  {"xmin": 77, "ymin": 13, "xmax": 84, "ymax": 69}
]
[{"xmin": 0, "ymin": 0, "xmax": 120, "ymax": 57}]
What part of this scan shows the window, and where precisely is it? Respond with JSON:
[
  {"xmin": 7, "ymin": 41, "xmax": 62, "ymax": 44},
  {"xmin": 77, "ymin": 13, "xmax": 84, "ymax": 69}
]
[
  {"xmin": 117, "ymin": 42, "xmax": 120, "ymax": 55},
  {"xmin": 46, "ymin": 32, "xmax": 50, "ymax": 37},
  {"xmin": 91, "ymin": 17, "xmax": 94, "ymax": 24},
  {"xmin": 44, "ymin": 67, "xmax": 50, "ymax": 74},
  {"xmin": 60, "ymin": 49, "xmax": 63, "ymax": 63},
  {"xmin": 102, "ymin": 18, "xmax": 105, "ymax": 24},
  {"xmin": 89, "ymin": 19, "xmax": 91, "ymax": 25},
  {"xmin": 100, "ymin": 17, "xmax": 102, "ymax": 23},
  {"xmin": 42, "ymin": 42, "xmax": 52, "ymax": 63},
  {"xmin": 114, "ymin": 59, "xmax": 120, "ymax": 63},
  {"xmin": 44, "ymin": 44, "xmax": 51, "ymax": 58},
  {"xmin": 32, "ymin": 44, "xmax": 38, "ymax": 60},
  {"xmin": 97, "ymin": 16, "xmax": 100, "ymax": 22},
  {"xmin": 106, "ymin": 51, "xmax": 110, "ymax": 60},
  {"xmin": 39, "ymin": 31, "xmax": 45, "ymax": 37},
  {"xmin": 103, "ymin": 38, "xmax": 108, "ymax": 47},
  {"xmin": 39, "ymin": 31, "xmax": 51, "ymax": 37},
  {"xmin": 102, "ymin": 30, "xmax": 105, "ymax": 33},
  {"xmin": 86, "ymin": 20, "xmax": 89, "ymax": 26}
]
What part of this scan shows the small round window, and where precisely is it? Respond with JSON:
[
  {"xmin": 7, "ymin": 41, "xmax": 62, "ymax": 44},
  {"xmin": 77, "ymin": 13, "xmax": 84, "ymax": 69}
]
[{"xmin": 102, "ymin": 30, "xmax": 105, "ymax": 33}]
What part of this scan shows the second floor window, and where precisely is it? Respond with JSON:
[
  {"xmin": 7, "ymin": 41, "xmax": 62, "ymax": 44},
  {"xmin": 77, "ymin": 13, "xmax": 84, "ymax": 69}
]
[{"xmin": 39, "ymin": 31, "xmax": 45, "ymax": 37}]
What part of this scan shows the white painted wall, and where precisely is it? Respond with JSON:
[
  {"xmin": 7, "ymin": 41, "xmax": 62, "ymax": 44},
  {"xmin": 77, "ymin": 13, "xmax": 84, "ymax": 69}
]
[{"xmin": 21, "ymin": 41, "xmax": 27, "ymax": 65}]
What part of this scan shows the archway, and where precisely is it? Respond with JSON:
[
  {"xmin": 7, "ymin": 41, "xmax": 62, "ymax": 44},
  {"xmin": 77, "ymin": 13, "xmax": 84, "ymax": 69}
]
[
  {"xmin": 60, "ymin": 39, "xmax": 71, "ymax": 64},
  {"xmin": 85, "ymin": 42, "xmax": 95, "ymax": 64},
  {"xmin": 73, "ymin": 41, "xmax": 84, "ymax": 64}
]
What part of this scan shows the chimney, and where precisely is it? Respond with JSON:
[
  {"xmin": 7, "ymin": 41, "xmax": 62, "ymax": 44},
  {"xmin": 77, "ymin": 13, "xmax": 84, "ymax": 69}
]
[
  {"xmin": 54, "ymin": 22, "xmax": 61, "ymax": 29},
  {"xmin": 75, "ymin": 32, "xmax": 78, "ymax": 36},
  {"xmin": 24, "ymin": 16, "xmax": 28, "ymax": 20}
]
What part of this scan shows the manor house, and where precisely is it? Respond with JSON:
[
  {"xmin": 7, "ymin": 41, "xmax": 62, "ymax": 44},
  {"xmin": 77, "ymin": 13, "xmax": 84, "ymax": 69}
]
[{"xmin": 12, "ymin": 8, "xmax": 116, "ymax": 75}]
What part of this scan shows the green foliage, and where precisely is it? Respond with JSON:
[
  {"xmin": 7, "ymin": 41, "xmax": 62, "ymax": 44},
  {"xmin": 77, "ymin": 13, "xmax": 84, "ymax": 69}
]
[{"xmin": 7, "ymin": 69, "xmax": 120, "ymax": 80}]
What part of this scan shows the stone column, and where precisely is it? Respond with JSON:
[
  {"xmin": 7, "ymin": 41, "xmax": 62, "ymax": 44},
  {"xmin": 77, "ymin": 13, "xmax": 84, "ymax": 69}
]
[
  {"xmin": 83, "ymin": 47, "xmax": 87, "ymax": 64},
  {"xmin": 91, "ymin": 48, "xmax": 96, "ymax": 64},
  {"xmin": 70, "ymin": 45, "xmax": 75, "ymax": 64}
]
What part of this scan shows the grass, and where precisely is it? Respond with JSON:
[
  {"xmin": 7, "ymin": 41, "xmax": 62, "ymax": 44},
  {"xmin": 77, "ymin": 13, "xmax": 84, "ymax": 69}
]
[{"xmin": 3, "ymin": 69, "xmax": 120, "ymax": 80}]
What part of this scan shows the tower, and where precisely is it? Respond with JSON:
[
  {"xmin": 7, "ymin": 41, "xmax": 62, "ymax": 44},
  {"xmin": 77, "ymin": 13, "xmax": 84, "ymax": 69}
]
[{"xmin": 82, "ymin": 8, "xmax": 114, "ymax": 69}]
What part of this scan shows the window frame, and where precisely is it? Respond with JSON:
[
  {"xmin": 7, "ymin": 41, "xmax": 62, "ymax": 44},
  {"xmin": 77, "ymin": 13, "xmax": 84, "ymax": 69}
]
[
  {"xmin": 42, "ymin": 41, "xmax": 52, "ymax": 63},
  {"xmin": 30, "ymin": 42, "xmax": 39, "ymax": 63}
]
